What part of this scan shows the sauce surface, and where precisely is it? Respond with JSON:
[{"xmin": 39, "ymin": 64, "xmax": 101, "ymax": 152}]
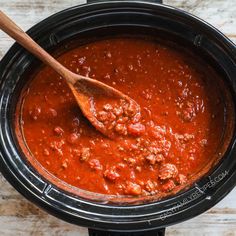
[{"xmin": 18, "ymin": 38, "xmax": 224, "ymax": 197}]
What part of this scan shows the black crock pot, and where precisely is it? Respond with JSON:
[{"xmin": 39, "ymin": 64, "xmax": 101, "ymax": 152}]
[{"xmin": 0, "ymin": 0, "xmax": 236, "ymax": 235}]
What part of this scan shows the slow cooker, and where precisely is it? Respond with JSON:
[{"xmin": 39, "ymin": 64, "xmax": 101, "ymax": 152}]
[{"xmin": 0, "ymin": 0, "xmax": 236, "ymax": 235}]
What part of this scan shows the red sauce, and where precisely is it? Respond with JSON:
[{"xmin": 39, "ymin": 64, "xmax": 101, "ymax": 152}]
[{"xmin": 17, "ymin": 38, "xmax": 225, "ymax": 197}]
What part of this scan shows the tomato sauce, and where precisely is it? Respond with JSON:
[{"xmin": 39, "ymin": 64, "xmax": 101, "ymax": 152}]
[{"xmin": 17, "ymin": 38, "xmax": 225, "ymax": 197}]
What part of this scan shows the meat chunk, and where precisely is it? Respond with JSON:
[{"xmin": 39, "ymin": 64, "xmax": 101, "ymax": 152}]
[
  {"xmin": 200, "ymin": 139, "xmax": 207, "ymax": 147},
  {"xmin": 176, "ymin": 174, "xmax": 187, "ymax": 185},
  {"xmin": 145, "ymin": 180, "xmax": 157, "ymax": 192},
  {"xmin": 162, "ymin": 180, "xmax": 176, "ymax": 192},
  {"xmin": 145, "ymin": 153, "xmax": 164, "ymax": 165},
  {"xmin": 80, "ymin": 147, "xmax": 91, "ymax": 161},
  {"xmin": 181, "ymin": 102, "xmax": 196, "ymax": 122},
  {"xmin": 124, "ymin": 102, "xmax": 138, "ymax": 117},
  {"xmin": 156, "ymin": 154, "xmax": 165, "ymax": 162},
  {"xmin": 149, "ymin": 125, "xmax": 166, "ymax": 139},
  {"xmin": 175, "ymin": 133, "xmax": 195, "ymax": 143},
  {"xmin": 125, "ymin": 182, "xmax": 142, "ymax": 195},
  {"xmin": 127, "ymin": 157, "xmax": 136, "ymax": 166},
  {"xmin": 159, "ymin": 163, "xmax": 178, "ymax": 180},
  {"xmin": 89, "ymin": 159, "xmax": 102, "ymax": 170},
  {"xmin": 95, "ymin": 99, "xmax": 142, "ymax": 137},
  {"xmin": 115, "ymin": 124, "xmax": 127, "ymax": 135},
  {"xmin": 113, "ymin": 107, "xmax": 123, "ymax": 116},
  {"xmin": 103, "ymin": 103, "xmax": 113, "ymax": 111},
  {"xmin": 127, "ymin": 123, "xmax": 145, "ymax": 136},
  {"xmin": 145, "ymin": 154, "xmax": 157, "ymax": 165},
  {"xmin": 104, "ymin": 167, "xmax": 120, "ymax": 181},
  {"xmin": 50, "ymin": 140, "xmax": 64, "ymax": 156},
  {"xmin": 97, "ymin": 111, "xmax": 109, "ymax": 122}
]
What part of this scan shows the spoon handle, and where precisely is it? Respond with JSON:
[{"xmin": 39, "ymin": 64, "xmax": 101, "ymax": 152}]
[{"xmin": 0, "ymin": 11, "xmax": 75, "ymax": 84}]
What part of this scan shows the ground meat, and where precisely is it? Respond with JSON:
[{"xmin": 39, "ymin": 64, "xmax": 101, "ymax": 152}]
[
  {"xmin": 159, "ymin": 163, "xmax": 178, "ymax": 180},
  {"xmin": 150, "ymin": 125, "xmax": 167, "ymax": 139},
  {"xmin": 157, "ymin": 140, "xmax": 171, "ymax": 157},
  {"xmin": 72, "ymin": 149, "xmax": 80, "ymax": 157},
  {"xmin": 117, "ymin": 116, "xmax": 129, "ymax": 124},
  {"xmin": 156, "ymin": 154, "xmax": 165, "ymax": 162},
  {"xmin": 127, "ymin": 123, "xmax": 145, "ymax": 136},
  {"xmin": 50, "ymin": 140, "xmax": 65, "ymax": 156},
  {"xmin": 200, "ymin": 139, "xmax": 207, "ymax": 147},
  {"xmin": 89, "ymin": 159, "xmax": 102, "ymax": 170},
  {"xmin": 125, "ymin": 181, "xmax": 142, "ymax": 195},
  {"xmin": 115, "ymin": 124, "xmax": 127, "ymax": 135},
  {"xmin": 148, "ymin": 146, "xmax": 161, "ymax": 155},
  {"xmin": 104, "ymin": 167, "xmax": 120, "ymax": 181},
  {"xmin": 181, "ymin": 102, "xmax": 197, "ymax": 122},
  {"xmin": 103, "ymin": 104, "xmax": 113, "ymax": 111},
  {"xmin": 145, "ymin": 153, "xmax": 164, "ymax": 165},
  {"xmin": 145, "ymin": 154, "xmax": 157, "ymax": 165},
  {"xmin": 116, "ymin": 162, "xmax": 126, "ymax": 169},
  {"xmin": 145, "ymin": 180, "xmax": 157, "ymax": 192},
  {"xmin": 124, "ymin": 102, "xmax": 138, "ymax": 117},
  {"xmin": 176, "ymin": 174, "xmax": 188, "ymax": 185},
  {"xmin": 80, "ymin": 147, "xmax": 91, "ymax": 161},
  {"xmin": 162, "ymin": 180, "xmax": 176, "ymax": 192},
  {"xmin": 97, "ymin": 111, "xmax": 110, "ymax": 122},
  {"xmin": 96, "ymin": 99, "xmax": 143, "ymax": 137},
  {"xmin": 113, "ymin": 107, "xmax": 123, "ymax": 116},
  {"xmin": 175, "ymin": 133, "xmax": 195, "ymax": 143},
  {"xmin": 126, "ymin": 157, "xmax": 136, "ymax": 166}
]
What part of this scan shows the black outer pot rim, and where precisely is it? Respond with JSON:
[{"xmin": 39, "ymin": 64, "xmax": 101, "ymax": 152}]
[{"xmin": 0, "ymin": 0, "xmax": 236, "ymax": 233}]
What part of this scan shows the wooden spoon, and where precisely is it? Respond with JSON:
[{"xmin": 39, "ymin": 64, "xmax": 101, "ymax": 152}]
[{"xmin": 0, "ymin": 11, "xmax": 140, "ymax": 138}]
